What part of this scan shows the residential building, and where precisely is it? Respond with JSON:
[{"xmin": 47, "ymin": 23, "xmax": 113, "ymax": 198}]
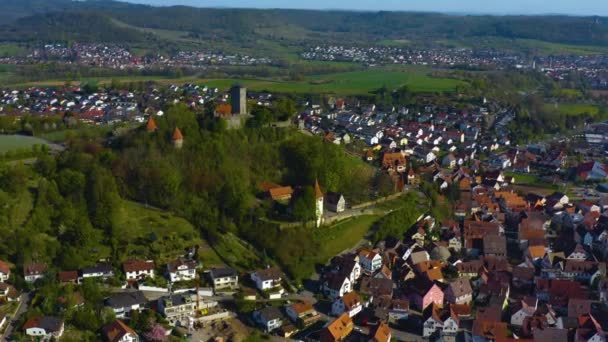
[
  {"xmin": 320, "ymin": 313, "xmax": 353, "ymax": 342},
  {"xmin": 253, "ymin": 306, "xmax": 283, "ymax": 333},
  {"xmin": 101, "ymin": 320, "xmax": 139, "ymax": 342},
  {"xmin": 359, "ymin": 249, "xmax": 383, "ymax": 274},
  {"xmin": 167, "ymin": 258, "xmax": 197, "ymax": 283},
  {"xmin": 105, "ymin": 291, "xmax": 148, "ymax": 318},
  {"xmin": 326, "ymin": 192, "xmax": 346, "ymax": 213},
  {"xmin": 24, "ymin": 262, "xmax": 47, "ymax": 283},
  {"xmin": 0, "ymin": 260, "xmax": 10, "ymax": 282},
  {"xmin": 370, "ymin": 322, "xmax": 391, "ymax": 342},
  {"xmin": 251, "ymin": 267, "xmax": 283, "ymax": 291},
  {"xmin": 331, "ymin": 291, "xmax": 363, "ymax": 317},
  {"xmin": 23, "ymin": 316, "xmax": 64, "ymax": 341},
  {"xmin": 208, "ymin": 268, "xmax": 239, "ymax": 290},
  {"xmin": 122, "ymin": 259, "xmax": 155, "ymax": 281},
  {"xmin": 285, "ymin": 301, "xmax": 320, "ymax": 328},
  {"xmin": 81, "ymin": 263, "xmax": 115, "ymax": 279},
  {"xmin": 158, "ymin": 293, "xmax": 198, "ymax": 326},
  {"xmin": 444, "ymin": 278, "xmax": 473, "ymax": 305},
  {"xmin": 323, "ymin": 273, "xmax": 352, "ymax": 300}
]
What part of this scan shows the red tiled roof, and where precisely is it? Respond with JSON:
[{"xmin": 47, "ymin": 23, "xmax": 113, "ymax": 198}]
[{"xmin": 0, "ymin": 260, "xmax": 10, "ymax": 275}]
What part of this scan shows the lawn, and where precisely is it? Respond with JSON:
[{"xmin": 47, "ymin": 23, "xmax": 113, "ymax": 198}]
[
  {"xmin": 212, "ymin": 232, "xmax": 264, "ymax": 271},
  {"xmin": 113, "ymin": 200, "xmax": 208, "ymax": 264},
  {"xmin": 0, "ymin": 135, "xmax": 50, "ymax": 153},
  {"xmin": 313, "ymin": 215, "xmax": 380, "ymax": 264},
  {"xmin": 544, "ymin": 102, "xmax": 600, "ymax": 116},
  {"xmin": 504, "ymin": 171, "xmax": 538, "ymax": 185}
]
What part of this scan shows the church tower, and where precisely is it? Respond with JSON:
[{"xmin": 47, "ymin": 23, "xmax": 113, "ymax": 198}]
[{"xmin": 314, "ymin": 179, "xmax": 324, "ymax": 227}]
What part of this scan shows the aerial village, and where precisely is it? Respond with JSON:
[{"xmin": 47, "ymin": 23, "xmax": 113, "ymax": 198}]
[{"xmin": 3, "ymin": 81, "xmax": 608, "ymax": 341}]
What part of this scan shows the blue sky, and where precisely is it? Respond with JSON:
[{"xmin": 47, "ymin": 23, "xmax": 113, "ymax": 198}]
[{"xmin": 126, "ymin": 0, "xmax": 608, "ymax": 16}]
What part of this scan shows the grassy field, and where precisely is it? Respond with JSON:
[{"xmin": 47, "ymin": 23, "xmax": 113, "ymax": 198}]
[
  {"xmin": 113, "ymin": 200, "xmax": 208, "ymax": 264},
  {"xmin": 313, "ymin": 215, "xmax": 380, "ymax": 264},
  {"xmin": 0, "ymin": 135, "xmax": 50, "ymax": 153},
  {"xmin": 544, "ymin": 102, "xmax": 600, "ymax": 116},
  {"xmin": 12, "ymin": 66, "xmax": 466, "ymax": 95},
  {"xmin": 213, "ymin": 232, "xmax": 263, "ymax": 271}
]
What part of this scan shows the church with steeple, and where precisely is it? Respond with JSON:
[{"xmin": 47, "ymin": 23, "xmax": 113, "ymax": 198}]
[{"xmin": 315, "ymin": 179, "xmax": 324, "ymax": 227}]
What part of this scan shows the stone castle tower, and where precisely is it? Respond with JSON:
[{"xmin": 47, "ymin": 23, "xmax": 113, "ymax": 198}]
[
  {"xmin": 314, "ymin": 179, "xmax": 324, "ymax": 227},
  {"xmin": 230, "ymin": 84, "xmax": 247, "ymax": 115}
]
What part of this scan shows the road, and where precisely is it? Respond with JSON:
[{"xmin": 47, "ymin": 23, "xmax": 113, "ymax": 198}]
[{"xmin": 2, "ymin": 292, "xmax": 31, "ymax": 341}]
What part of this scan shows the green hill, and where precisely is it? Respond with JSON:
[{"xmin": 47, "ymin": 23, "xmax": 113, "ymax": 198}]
[{"xmin": 1, "ymin": 1, "xmax": 608, "ymax": 49}]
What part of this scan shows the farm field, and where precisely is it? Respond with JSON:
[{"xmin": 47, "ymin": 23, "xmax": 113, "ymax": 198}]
[
  {"xmin": 12, "ymin": 66, "xmax": 466, "ymax": 95},
  {"xmin": 544, "ymin": 102, "xmax": 600, "ymax": 116},
  {"xmin": 0, "ymin": 134, "xmax": 50, "ymax": 153}
]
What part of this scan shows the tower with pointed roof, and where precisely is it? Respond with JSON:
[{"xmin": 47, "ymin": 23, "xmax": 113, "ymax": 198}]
[
  {"xmin": 172, "ymin": 128, "xmax": 183, "ymax": 149},
  {"xmin": 146, "ymin": 117, "xmax": 158, "ymax": 132},
  {"xmin": 315, "ymin": 179, "xmax": 324, "ymax": 227}
]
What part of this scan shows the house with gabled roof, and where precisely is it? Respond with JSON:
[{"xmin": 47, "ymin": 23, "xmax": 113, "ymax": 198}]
[
  {"xmin": 358, "ymin": 248, "xmax": 382, "ymax": 274},
  {"xmin": 101, "ymin": 319, "xmax": 138, "ymax": 342},
  {"xmin": 444, "ymin": 278, "xmax": 473, "ymax": 305},
  {"xmin": 251, "ymin": 267, "xmax": 283, "ymax": 292},
  {"xmin": 320, "ymin": 313, "xmax": 353, "ymax": 342},
  {"xmin": 323, "ymin": 273, "xmax": 352, "ymax": 300},
  {"xmin": 285, "ymin": 301, "xmax": 320, "ymax": 328},
  {"xmin": 166, "ymin": 258, "xmax": 197, "ymax": 283},
  {"xmin": 0, "ymin": 260, "xmax": 10, "ymax": 282},
  {"xmin": 332, "ymin": 291, "xmax": 363, "ymax": 318},
  {"xmin": 123, "ymin": 259, "xmax": 155, "ymax": 281},
  {"xmin": 24, "ymin": 316, "xmax": 64, "ymax": 340},
  {"xmin": 24, "ymin": 262, "xmax": 47, "ymax": 283}
]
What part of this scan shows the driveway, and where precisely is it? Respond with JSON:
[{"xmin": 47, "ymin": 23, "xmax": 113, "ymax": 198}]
[{"xmin": 2, "ymin": 292, "xmax": 31, "ymax": 340}]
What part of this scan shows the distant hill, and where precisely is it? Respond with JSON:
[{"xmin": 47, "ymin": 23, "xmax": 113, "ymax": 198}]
[
  {"xmin": 0, "ymin": 0, "xmax": 607, "ymax": 47},
  {"xmin": 0, "ymin": 11, "xmax": 146, "ymax": 43},
  {"xmin": 0, "ymin": 0, "xmax": 74, "ymax": 24}
]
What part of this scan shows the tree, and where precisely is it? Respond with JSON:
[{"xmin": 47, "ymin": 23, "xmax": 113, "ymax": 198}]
[
  {"xmin": 291, "ymin": 187, "xmax": 315, "ymax": 222},
  {"xmin": 144, "ymin": 323, "xmax": 168, "ymax": 342}
]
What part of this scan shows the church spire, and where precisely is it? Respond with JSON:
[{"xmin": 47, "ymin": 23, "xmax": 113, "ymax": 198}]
[{"xmin": 314, "ymin": 178, "xmax": 323, "ymax": 199}]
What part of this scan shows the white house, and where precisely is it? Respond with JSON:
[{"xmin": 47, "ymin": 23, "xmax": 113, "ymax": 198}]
[
  {"xmin": 358, "ymin": 249, "xmax": 382, "ymax": 274},
  {"xmin": 123, "ymin": 259, "xmax": 155, "ymax": 281},
  {"xmin": 24, "ymin": 316, "xmax": 64, "ymax": 341},
  {"xmin": 0, "ymin": 260, "xmax": 9, "ymax": 282},
  {"xmin": 167, "ymin": 258, "xmax": 197, "ymax": 283},
  {"xmin": 253, "ymin": 307, "xmax": 283, "ymax": 333},
  {"xmin": 101, "ymin": 320, "xmax": 139, "ymax": 342},
  {"xmin": 423, "ymin": 310, "xmax": 444, "ymax": 337},
  {"xmin": 323, "ymin": 273, "xmax": 352, "ymax": 300},
  {"xmin": 105, "ymin": 291, "xmax": 148, "ymax": 318},
  {"xmin": 81, "ymin": 263, "xmax": 114, "ymax": 279},
  {"xmin": 208, "ymin": 268, "xmax": 239, "ymax": 290},
  {"xmin": 333, "ymin": 256, "xmax": 361, "ymax": 284},
  {"xmin": 251, "ymin": 267, "xmax": 283, "ymax": 292},
  {"xmin": 24, "ymin": 263, "xmax": 46, "ymax": 283},
  {"xmin": 326, "ymin": 192, "xmax": 346, "ymax": 213},
  {"xmin": 331, "ymin": 291, "xmax": 363, "ymax": 317}
]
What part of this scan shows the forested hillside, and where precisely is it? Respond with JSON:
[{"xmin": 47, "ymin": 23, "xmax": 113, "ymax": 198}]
[
  {"xmin": 0, "ymin": 103, "xmax": 383, "ymax": 282},
  {"xmin": 0, "ymin": 0, "xmax": 607, "ymax": 47}
]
